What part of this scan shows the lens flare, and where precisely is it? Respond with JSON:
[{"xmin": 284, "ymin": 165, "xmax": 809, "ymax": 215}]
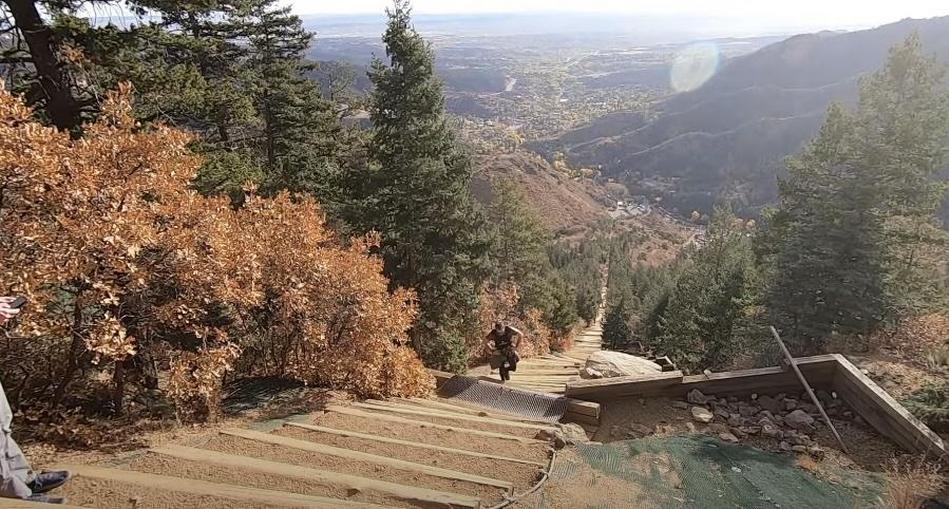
[{"xmin": 670, "ymin": 42, "xmax": 721, "ymax": 93}]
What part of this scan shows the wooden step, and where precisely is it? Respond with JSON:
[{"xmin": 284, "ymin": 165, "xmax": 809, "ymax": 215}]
[
  {"xmin": 150, "ymin": 444, "xmax": 481, "ymax": 509},
  {"xmin": 57, "ymin": 464, "xmax": 392, "ymax": 509},
  {"xmin": 0, "ymin": 500, "xmax": 85, "ymax": 509},
  {"xmin": 325, "ymin": 406, "xmax": 548, "ymax": 444},
  {"xmin": 351, "ymin": 402, "xmax": 556, "ymax": 432},
  {"xmin": 411, "ymin": 398, "xmax": 557, "ymax": 425},
  {"xmin": 220, "ymin": 428, "xmax": 513, "ymax": 491},
  {"xmin": 285, "ymin": 422, "xmax": 546, "ymax": 467}
]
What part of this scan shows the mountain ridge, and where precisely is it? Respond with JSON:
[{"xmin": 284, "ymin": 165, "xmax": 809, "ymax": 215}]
[{"xmin": 530, "ymin": 15, "xmax": 949, "ymax": 216}]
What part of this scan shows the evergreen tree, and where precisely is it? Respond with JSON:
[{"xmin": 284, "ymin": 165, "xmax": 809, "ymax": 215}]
[
  {"xmin": 350, "ymin": 0, "xmax": 489, "ymax": 371},
  {"xmin": 484, "ymin": 179, "xmax": 580, "ymax": 335},
  {"xmin": 653, "ymin": 206, "xmax": 758, "ymax": 371},
  {"xmin": 766, "ymin": 35, "xmax": 949, "ymax": 351},
  {"xmin": 246, "ymin": 0, "xmax": 342, "ymax": 201},
  {"xmin": 853, "ymin": 34, "xmax": 949, "ymax": 314},
  {"xmin": 602, "ymin": 297, "xmax": 632, "ymax": 350}
]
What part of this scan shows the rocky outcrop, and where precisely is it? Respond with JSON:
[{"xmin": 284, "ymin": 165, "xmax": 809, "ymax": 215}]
[{"xmin": 580, "ymin": 351, "xmax": 661, "ymax": 379}]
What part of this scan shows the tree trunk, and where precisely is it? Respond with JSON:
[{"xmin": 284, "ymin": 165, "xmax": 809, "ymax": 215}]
[
  {"xmin": 111, "ymin": 359, "xmax": 126, "ymax": 415},
  {"xmin": 3, "ymin": 0, "xmax": 82, "ymax": 130}
]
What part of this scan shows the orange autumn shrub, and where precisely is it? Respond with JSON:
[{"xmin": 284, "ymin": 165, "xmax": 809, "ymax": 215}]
[{"xmin": 0, "ymin": 83, "xmax": 431, "ymax": 421}]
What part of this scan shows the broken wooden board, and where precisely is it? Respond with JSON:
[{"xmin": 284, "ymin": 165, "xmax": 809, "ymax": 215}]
[
  {"xmin": 57, "ymin": 464, "xmax": 392, "ymax": 509},
  {"xmin": 150, "ymin": 444, "xmax": 481, "ymax": 509},
  {"xmin": 285, "ymin": 422, "xmax": 546, "ymax": 467},
  {"xmin": 565, "ymin": 371, "xmax": 685, "ymax": 400},
  {"xmin": 220, "ymin": 428, "xmax": 514, "ymax": 491}
]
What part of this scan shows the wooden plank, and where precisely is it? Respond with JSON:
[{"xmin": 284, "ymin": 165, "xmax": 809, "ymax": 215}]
[
  {"xmin": 566, "ymin": 398, "xmax": 601, "ymax": 418},
  {"xmin": 285, "ymin": 422, "xmax": 546, "ymax": 467},
  {"xmin": 831, "ymin": 355, "xmax": 946, "ymax": 458},
  {"xmin": 57, "ymin": 464, "xmax": 392, "ymax": 509},
  {"xmin": 221, "ymin": 428, "xmax": 513, "ymax": 491},
  {"xmin": 0, "ymin": 500, "xmax": 85, "ymax": 509},
  {"xmin": 675, "ymin": 356, "xmax": 839, "ymax": 397},
  {"xmin": 326, "ymin": 405, "xmax": 548, "ymax": 444},
  {"xmin": 151, "ymin": 445, "xmax": 481, "ymax": 509},
  {"xmin": 405, "ymin": 398, "xmax": 556, "ymax": 425},
  {"xmin": 427, "ymin": 369, "xmax": 456, "ymax": 388},
  {"xmin": 565, "ymin": 371, "xmax": 685, "ymax": 400},
  {"xmin": 350, "ymin": 402, "xmax": 556, "ymax": 432},
  {"xmin": 506, "ymin": 369, "xmax": 581, "ymax": 376}
]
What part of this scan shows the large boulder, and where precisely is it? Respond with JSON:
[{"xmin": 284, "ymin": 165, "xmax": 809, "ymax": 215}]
[{"xmin": 581, "ymin": 351, "xmax": 661, "ymax": 379}]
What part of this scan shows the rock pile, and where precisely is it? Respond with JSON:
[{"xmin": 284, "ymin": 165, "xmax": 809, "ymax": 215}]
[{"xmin": 679, "ymin": 388, "xmax": 857, "ymax": 458}]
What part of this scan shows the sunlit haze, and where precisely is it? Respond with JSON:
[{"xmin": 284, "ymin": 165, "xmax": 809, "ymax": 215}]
[{"xmin": 293, "ymin": 0, "xmax": 949, "ymax": 32}]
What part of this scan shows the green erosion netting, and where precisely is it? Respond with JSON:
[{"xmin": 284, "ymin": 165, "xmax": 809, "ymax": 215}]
[{"xmin": 535, "ymin": 435, "xmax": 883, "ymax": 509}]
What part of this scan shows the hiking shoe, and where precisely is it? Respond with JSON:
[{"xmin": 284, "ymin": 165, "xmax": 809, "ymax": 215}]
[
  {"xmin": 25, "ymin": 494, "xmax": 67, "ymax": 504},
  {"xmin": 28, "ymin": 471, "xmax": 71, "ymax": 493}
]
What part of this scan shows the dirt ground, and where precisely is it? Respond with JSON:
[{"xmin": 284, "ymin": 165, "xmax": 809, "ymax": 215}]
[
  {"xmin": 196, "ymin": 433, "xmax": 510, "ymax": 505},
  {"xmin": 310, "ymin": 410, "xmax": 551, "ymax": 463},
  {"xmin": 58, "ymin": 476, "xmax": 287, "ymax": 509},
  {"xmin": 594, "ymin": 395, "xmax": 906, "ymax": 471},
  {"xmin": 514, "ymin": 448, "xmax": 668, "ymax": 509},
  {"xmin": 275, "ymin": 426, "xmax": 543, "ymax": 492},
  {"xmin": 127, "ymin": 452, "xmax": 431, "ymax": 509}
]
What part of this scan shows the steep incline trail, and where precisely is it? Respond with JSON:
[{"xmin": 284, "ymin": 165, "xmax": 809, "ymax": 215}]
[{"xmin": 469, "ymin": 293, "xmax": 605, "ymax": 395}]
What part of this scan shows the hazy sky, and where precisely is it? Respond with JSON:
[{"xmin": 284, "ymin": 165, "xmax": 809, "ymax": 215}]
[{"xmin": 294, "ymin": 0, "xmax": 949, "ymax": 30}]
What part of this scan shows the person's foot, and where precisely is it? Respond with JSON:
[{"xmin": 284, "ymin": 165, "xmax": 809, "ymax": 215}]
[
  {"xmin": 28, "ymin": 471, "xmax": 71, "ymax": 493},
  {"xmin": 25, "ymin": 494, "xmax": 67, "ymax": 504}
]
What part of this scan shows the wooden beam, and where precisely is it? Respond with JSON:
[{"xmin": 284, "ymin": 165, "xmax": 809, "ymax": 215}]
[
  {"xmin": 565, "ymin": 371, "xmax": 685, "ymax": 400},
  {"xmin": 427, "ymin": 369, "xmax": 456, "ymax": 388},
  {"xmin": 675, "ymin": 356, "xmax": 839, "ymax": 397},
  {"xmin": 325, "ymin": 405, "xmax": 547, "ymax": 444},
  {"xmin": 220, "ymin": 428, "xmax": 513, "ymax": 491},
  {"xmin": 350, "ymin": 401, "xmax": 556, "ymax": 432},
  {"xmin": 56, "ymin": 464, "xmax": 392, "ymax": 509},
  {"xmin": 0, "ymin": 500, "xmax": 85, "ymax": 509},
  {"xmin": 400, "ymin": 398, "xmax": 556, "ymax": 425},
  {"xmin": 831, "ymin": 354, "xmax": 946, "ymax": 458},
  {"xmin": 150, "ymin": 445, "xmax": 481, "ymax": 509},
  {"xmin": 285, "ymin": 422, "xmax": 546, "ymax": 467}
]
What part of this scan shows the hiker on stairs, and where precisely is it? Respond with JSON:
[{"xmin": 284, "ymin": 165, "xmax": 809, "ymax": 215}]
[
  {"xmin": 1, "ymin": 297, "xmax": 72, "ymax": 504},
  {"xmin": 484, "ymin": 322, "xmax": 522, "ymax": 382}
]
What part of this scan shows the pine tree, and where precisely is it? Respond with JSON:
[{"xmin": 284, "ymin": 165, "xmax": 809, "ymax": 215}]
[
  {"xmin": 602, "ymin": 297, "xmax": 633, "ymax": 351},
  {"xmin": 766, "ymin": 34, "xmax": 949, "ymax": 351},
  {"xmin": 765, "ymin": 105, "xmax": 887, "ymax": 350},
  {"xmin": 654, "ymin": 206, "xmax": 758, "ymax": 370},
  {"xmin": 852, "ymin": 34, "xmax": 949, "ymax": 314},
  {"xmin": 246, "ymin": 0, "xmax": 342, "ymax": 201},
  {"xmin": 351, "ymin": 0, "xmax": 489, "ymax": 371}
]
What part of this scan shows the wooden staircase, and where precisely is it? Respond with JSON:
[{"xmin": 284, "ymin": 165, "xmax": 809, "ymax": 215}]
[{"xmin": 39, "ymin": 397, "xmax": 557, "ymax": 509}]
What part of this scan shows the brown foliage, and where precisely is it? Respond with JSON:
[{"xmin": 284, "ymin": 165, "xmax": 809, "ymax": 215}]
[
  {"xmin": 1, "ymin": 83, "xmax": 431, "ymax": 424},
  {"xmin": 874, "ymin": 458, "xmax": 944, "ymax": 509}
]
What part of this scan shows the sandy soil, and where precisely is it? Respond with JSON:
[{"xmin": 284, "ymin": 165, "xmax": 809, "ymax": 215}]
[
  {"xmin": 128, "ymin": 453, "xmax": 420, "ymax": 508},
  {"xmin": 196, "ymin": 433, "xmax": 509, "ymax": 505},
  {"xmin": 275, "ymin": 426, "xmax": 543, "ymax": 492},
  {"xmin": 58, "ymin": 475, "xmax": 288, "ymax": 509},
  {"xmin": 513, "ymin": 448, "xmax": 667, "ymax": 509},
  {"xmin": 311, "ymin": 411, "xmax": 551, "ymax": 463}
]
